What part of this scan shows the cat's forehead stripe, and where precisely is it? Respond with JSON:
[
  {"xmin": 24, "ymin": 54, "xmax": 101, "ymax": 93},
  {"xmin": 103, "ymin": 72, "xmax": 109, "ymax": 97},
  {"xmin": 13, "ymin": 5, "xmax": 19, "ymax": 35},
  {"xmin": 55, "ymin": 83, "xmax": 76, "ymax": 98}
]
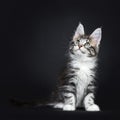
[{"xmin": 80, "ymin": 35, "xmax": 89, "ymax": 39}]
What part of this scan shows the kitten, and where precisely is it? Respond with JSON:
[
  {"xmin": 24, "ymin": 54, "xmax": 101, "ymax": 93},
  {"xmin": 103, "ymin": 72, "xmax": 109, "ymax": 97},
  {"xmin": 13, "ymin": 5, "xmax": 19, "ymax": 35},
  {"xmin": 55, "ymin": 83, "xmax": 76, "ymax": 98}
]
[
  {"xmin": 49, "ymin": 23, "xmax": 102, "ymax": 111},
  {"xmin": 11, "ymin": 23, "xmax": 102, "ymax": 111}
]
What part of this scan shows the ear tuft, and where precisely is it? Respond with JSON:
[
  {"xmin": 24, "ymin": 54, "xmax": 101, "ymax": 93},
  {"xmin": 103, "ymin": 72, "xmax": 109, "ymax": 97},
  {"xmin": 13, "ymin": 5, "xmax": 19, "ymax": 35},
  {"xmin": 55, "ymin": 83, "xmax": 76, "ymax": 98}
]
[
  {"xmin": 90, "ymin": 28, "xmax": 102, "ymax": 47},
  {"xmin": 73, "ymin": 22, "xmax": 85, "ymax": 39}
]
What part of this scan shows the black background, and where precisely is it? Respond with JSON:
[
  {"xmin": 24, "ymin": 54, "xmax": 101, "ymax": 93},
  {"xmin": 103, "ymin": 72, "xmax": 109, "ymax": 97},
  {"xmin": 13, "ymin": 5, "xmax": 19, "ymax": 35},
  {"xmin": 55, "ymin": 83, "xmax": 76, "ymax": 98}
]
[{"xmin": 1, "ymin": 0, "xmax": 120, "ymax": 119}]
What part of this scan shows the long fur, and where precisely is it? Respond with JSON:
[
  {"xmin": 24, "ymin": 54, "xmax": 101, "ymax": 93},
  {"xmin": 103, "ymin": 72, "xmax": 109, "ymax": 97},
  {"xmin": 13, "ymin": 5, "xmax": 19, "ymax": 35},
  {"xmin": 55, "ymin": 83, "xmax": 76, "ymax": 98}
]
[
  {"xmin": 50, "ymin": 23, "xmax": 102, "ymax": 111},
  {"xmin": 11, "ymin": 23, "xmax": 102, "ymax": 111}
]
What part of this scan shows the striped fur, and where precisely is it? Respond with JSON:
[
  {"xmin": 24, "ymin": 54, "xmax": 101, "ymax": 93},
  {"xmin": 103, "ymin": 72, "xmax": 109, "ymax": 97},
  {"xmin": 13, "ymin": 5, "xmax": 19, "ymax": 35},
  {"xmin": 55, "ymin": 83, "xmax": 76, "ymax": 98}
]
[{"xmin": 50, "ymin": 23, "xmax": 102, "ymax": 111}]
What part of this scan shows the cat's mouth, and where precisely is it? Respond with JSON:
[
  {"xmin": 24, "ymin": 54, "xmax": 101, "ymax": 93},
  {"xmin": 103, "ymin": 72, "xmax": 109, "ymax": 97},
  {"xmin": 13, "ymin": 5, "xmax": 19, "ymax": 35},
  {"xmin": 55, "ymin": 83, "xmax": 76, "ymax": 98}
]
[{"xmin": 70, "ymin": 45, "xmax": 85, "ymax": 54}]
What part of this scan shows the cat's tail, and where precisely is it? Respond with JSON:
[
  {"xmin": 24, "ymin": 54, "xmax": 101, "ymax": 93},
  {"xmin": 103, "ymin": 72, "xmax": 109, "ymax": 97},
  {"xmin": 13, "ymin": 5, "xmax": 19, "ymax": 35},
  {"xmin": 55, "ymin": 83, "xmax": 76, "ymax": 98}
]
[{"xmin": 10, "ymin": 98, "xmax": 54, "ymax": 108}]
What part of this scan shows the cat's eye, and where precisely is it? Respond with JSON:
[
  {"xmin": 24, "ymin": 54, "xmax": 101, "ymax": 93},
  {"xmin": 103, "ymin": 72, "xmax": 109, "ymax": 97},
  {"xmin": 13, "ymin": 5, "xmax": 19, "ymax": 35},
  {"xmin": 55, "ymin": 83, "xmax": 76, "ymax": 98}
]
[
  {"xmin": 84, "ymin": 42, "xmax": 90, "ymax": 48},
  {"xmin": 71, "ymin": 41, "xmax": 75, "ymax": 45},
  {"xmin": 77, "ymin": 39, "xmax": 80, "ymax": 42},
  {"xmin": 86, "ymin": 39, "xmax": 89, "ymax": 42}
]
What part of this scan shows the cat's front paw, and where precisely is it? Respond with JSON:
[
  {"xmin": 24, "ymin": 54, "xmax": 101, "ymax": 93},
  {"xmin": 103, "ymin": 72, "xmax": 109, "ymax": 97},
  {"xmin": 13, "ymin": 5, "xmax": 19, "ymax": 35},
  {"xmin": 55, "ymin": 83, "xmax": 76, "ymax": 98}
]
[
  {"xmin": 53, "ymin": 103, "xmax": 64, "ymax": 109},
  {"xmin": 85, "ymin": 104, "xmax": 100, "ymax": 111},
  {"xmin": 63, "ymin": 105, "xmax": 75, "ymax": 111}
]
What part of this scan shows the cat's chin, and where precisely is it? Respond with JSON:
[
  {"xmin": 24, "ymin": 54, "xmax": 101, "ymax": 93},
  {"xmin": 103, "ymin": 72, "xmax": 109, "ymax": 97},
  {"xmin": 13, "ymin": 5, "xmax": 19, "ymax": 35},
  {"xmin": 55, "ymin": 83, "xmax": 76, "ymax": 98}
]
[
  {"xmin": 74, "ymin": 49, "xmax": 85, "ymax": 55},
  {"xmin": 73, "ymin": 46, "xmax": 86, "ymax": 54},
  {"xmin": 70, "ymin": 50, "xmax": 84, "ymax": 56}
]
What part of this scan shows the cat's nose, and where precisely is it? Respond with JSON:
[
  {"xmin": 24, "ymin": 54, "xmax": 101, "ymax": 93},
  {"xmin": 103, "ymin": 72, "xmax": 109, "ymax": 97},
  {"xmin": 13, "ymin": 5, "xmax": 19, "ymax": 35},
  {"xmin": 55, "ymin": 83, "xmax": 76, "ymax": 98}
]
[{"xmin": 79, "ymin": 44, "xmax": 83, "ymax": 48}]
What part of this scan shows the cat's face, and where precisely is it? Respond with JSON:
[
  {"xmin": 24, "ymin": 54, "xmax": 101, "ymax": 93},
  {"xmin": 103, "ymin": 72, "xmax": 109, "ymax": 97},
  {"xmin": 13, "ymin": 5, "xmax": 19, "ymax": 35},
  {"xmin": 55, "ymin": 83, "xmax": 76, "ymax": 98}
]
[{"xmin": 69, "ymin": 23, "xmax": 102, "ymax": 57}]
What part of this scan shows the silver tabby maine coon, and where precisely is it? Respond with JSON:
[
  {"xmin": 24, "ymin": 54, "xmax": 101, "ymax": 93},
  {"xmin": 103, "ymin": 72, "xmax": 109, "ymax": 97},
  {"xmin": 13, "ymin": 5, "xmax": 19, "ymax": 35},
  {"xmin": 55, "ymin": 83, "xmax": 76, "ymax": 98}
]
[
  {"xmin": 48, "ymin": 23, "xmax": 102, "ymax": 111},
  {"xmin": 12, "ymin": 23, "xmax": 102, "ymax": 111}
]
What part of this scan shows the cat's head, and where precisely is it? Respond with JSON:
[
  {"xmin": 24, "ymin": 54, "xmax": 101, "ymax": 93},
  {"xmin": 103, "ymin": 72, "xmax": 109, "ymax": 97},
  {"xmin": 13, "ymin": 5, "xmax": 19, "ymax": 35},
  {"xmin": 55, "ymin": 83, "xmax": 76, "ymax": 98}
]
[{"xmin": 69, "ymin": 23, "xmax": 102, "ymax": 57}]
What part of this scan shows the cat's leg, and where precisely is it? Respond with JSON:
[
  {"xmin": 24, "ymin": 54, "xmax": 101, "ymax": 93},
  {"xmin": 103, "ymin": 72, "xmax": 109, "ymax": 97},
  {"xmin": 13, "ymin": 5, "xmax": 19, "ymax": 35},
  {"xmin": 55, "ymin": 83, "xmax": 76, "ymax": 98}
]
[
  {"xmin": 63, "ymin": 93, "xmax": 76, "ymax": 111},
  {"xmin": 83, "ymin": 93, "xmax": 100, "ymax": 111},
  {"xmin": 52, "ymin": 93, "xmax": 76, "ymax": 111},
  {"xmin": 53, "ymin": 84, "xmax": 76, "ymax": 111}
]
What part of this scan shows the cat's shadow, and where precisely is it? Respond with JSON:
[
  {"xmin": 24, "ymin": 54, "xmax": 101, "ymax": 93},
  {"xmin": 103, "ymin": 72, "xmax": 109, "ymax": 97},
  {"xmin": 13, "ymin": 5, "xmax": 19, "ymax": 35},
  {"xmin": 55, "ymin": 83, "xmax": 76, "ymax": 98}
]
[{"xmin": 33, "ymin": 105, "xmax": 85, "ymax": 112}]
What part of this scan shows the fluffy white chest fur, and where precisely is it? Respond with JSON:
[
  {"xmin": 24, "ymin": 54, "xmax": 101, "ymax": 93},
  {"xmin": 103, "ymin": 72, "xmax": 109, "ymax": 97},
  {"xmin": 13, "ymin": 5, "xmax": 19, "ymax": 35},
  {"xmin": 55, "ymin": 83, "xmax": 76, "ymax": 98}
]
[{"xmin": 70, "ymin": 57, "xmax": 97, "ymax": 106}]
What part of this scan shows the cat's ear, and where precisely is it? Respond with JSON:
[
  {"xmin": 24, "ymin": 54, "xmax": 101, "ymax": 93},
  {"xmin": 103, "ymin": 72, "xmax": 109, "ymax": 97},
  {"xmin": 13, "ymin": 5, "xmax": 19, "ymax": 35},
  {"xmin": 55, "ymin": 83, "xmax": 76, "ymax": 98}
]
[
  {"xmin": 90, "ymin": 28, "xmax": 102, "ymax": 47},
  {"xmin": 73, "ymin": 23, "xmax": 85, "ymax": 39}
]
